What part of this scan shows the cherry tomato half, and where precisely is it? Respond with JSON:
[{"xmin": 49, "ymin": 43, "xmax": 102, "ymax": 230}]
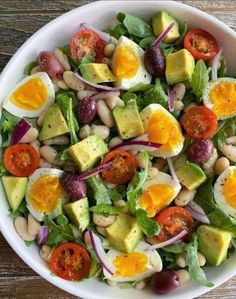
[
  {"xmin": 181, "ymin": 106, "xmax": 218, "ymax": 139},
  {"xmin": 102, "ymin": 149, "xmax": 137, "ymax": 185},
  {"xmin": 154, "ymin": 207, "xmax": 194, "ymax": 242},
  {"xmin": 4, "ymin": 144, "xmax": 40, "ymax": 177},
  {"xmin": 184, "ymin": 29, "xmax": 219, "ymax": 61},
  {"xmin": 50, "ymin": 242, "xmax": 91, "ymax": 281},
  {"xmin": 70, "ymin": 29, "xmax": 105, "ymax": 62}
]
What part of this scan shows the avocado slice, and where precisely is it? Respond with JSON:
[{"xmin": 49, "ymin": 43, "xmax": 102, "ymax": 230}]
[
  {"xmin": 63, "ymin": 198, "xmax": 90, "ymax": 232},
  {"xmin": 176, "ymin": 161, "xmax": 207, "ymax": 191},
  {"xmin": 39, "ymin": 104, "xmax": 69, "ymax": 141},
  {"xmin": 79, "ymin": 63, "xmax": 115, "ymax": 83},
  {"xmin": 113, "ymin": 100, "xmax": 144, "ymax": 139},
  {"xmin": 166, "ymin": 49, "xmax": 195, "ymax": 84},
  {"xmin": 68, "ymin": 134, "xmax": 108, "ymax": 172},
  {"xmin": 2, "ymin": 176, "xmax": 27, "ymax": 212},
  {"xmin": 106, "ymin": 213, "xmax": 143, "ymax": 253},
  {"xmin": 152, "ymin": 11, "xmax": 180, "ymax": 43},
  {"xmin": 197, "ymin": 225, "xmax": 232, "ymax": 266}
]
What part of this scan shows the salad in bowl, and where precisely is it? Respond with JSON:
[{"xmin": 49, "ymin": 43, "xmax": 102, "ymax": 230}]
[{"xmin": 1, "ymin": 4, "xmax": 236, "ymax": 297}]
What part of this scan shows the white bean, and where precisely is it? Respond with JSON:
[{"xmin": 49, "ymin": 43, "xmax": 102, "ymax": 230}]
[
  {"xmin": 173, "ymin": 100, "xmax": 184, "ymax": 111},
  {"xmin": 136, "ymin": 152, "xmax": 146, "ymax": 168},
  {"xmin": 197, "ymin": 252, "xmax": 206, "ymax": 267},
  {"xmin": 93, "ymin": 213, "xmax": 116, "ymax": 227},
  {"xmin": 43, "ymin": 135, "xmax": 70, "ymax": 145},
  {"xmin": 27, "ymin": 214, "xmax": 41, "ymax": 236},
  {"xmin": 77, "ymin": 89, "xmax": 96, "ymax": 100},
  {"xmin": 55, "ymin": 48, "xmax": 71, "ymax": 71},
  {"xmin": 39, "ymin": 158, "xmax": 52, "ymax": 168},
  {"xmin": 30, "ymin": 65, "xmax": 41, "ymax": 75},
  {"xmin": 219, "ymin": 143, "xmax": 236, "ymax": 162},
  {"xmin": 39, "ymin": 145, "xmax": 64, "ymax": 166},
  {"xmin": 97, "ymin": 100, "xmax": 114, "ymax": 128},
  {"xmin": 173, "ymin": 83, "xmax": 186, "ymax": 101},
  {"xmin": 79, "ymin": 125, "xmax": 92, "ymax": 139},
  {"xmin": 96, "ymin": 225, "xmax": 108, "ymax": 237},
  {"xmin": 37, "ymin": 108, "xmax": 49, "ymax": 127},
  {"xmin": 63, "ymin": 71, "xmax": 85, "ymax": 91},
  {"xmin": 147, "ymin": 167, "xmax": 158, "ymax": 179},
  {"xmin": 39, "ymin": 245, "xmax": 52, "ymax": 262},
  {"xmin": 203, "ymin": 147, "xmax": 218, "ymax": 177},
  {"xmin": 30, "ymin": 140, "xmax": 40, "ymax": 153},
  {"xmin": 152, "ymin": 158, "xmax": 166, "ymax": 171},
  {"xmin": 19, "ymin": 127, "xmax": 39, "ymax": 143},
  {"xmin": 176, "ymin": 269, "xmax": 190, "ymax": 285},
  {"xmin": 102, "ymin": 57, "xmax": 111, "ymax": 66},
  {"xmin": 104, "ymin": 43, "xmax": 116, "ymax": 57},
  {"xmin": 175, "ymin": 188, "xmax": 196, "ymax": 207},
  {"xmin": 84, "ymin": 231, "xmax": 92, "ymax": 248},
  {"xmin": 106, "ymin": 96, "xmax": 125, "ymax": 110},
  {"xmin": 135, "ymin": 280, "xmax": 146, "ymax": 290},
  {"xmin": 214, "ymin": 156, "xmax": 230, "ymax": 175},
  {"xmin": 14, "ymin": 217, "xmax": 35, "ymax": 241},
  {"xmin": 53, "ymin": 82, "xmax": 59, "ymax": 92},
  {"xmin": 92, "ymin": 125, "xmax": 110, "ymax": 140},
  {"xmin": 107, "ymin": 279, "xmax": 118, "ymax": 287},
  {"xmin": 176, "ymin": 252, "xmax": 187, "ymax": 268},
  {"xmin": 109, "ymin": 136, "xmax": 122, "ymax": 149},
  {"xmin": 56, "ymin": 79, "xmax": 69, "ymax": 90},
  {"xmin": 113, "ymin": 199, "xmax": 126, "ymax": 207}
]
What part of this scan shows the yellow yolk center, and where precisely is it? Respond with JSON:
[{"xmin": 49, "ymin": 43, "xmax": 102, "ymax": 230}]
[
  {"xmin": 140, "ymin": 184, "xmax": 175, "ymax": 217},
  {"xmin": 29, "ymin": 175, "xmax": 63, "ymax": 212},
  {"xmin": 11, "ymin": 78, "xmax": 48, "ymax": 110},
  {"xmin": 114, "ymin": 252, "xmax": 148, "ymax": 277},
  {"xmin": 209, "ymin": 82, "xmax": 236, "ymax": 118},
  {"xmin": 147, "ymin": 110, "xmax": 182, "ymax": 152},
  {"xmin": 223, "ymin": 170, "xmax": 236, "ymax": 209},
  {"xmin": 113, "ymin": 45, "xmax": 139, "ymax": 79}
]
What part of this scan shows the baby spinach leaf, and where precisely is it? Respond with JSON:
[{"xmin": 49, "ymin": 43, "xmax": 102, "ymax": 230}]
[
  {"xmin": 0, "ymin": 160, "xmax": 7, "ymax": 176},
  {"xmin": 67, "ymin": 97, "xmax": 79, "ymax": 144},
  {"xmin": 212, "ymin": 117, "xmax": 236, "ymax": 148},
  {"xmin": 10, "ymin": 200, "xmax": 28, "ymax": 219},
  {"xmin": 142, "ymin": 78, "xmax": 168, "ymax": 109},
  {"xmin": 162, "ymin": 241, "xmax": 186, "ymax": 253},
  {"xmin": 107, "ymin": 189, "xmax": 123, "ymax": 201},
  {"xmin": 139, "ymin": 36, "xmax": 155, "ymax": 49},
  {"xmin": 128, "ymin": 83, "xmax": 153, "ymax": 92},
  {"xmin": 110, "ymin": 23, "xmax": 128, "ymax": 40},
  {"xmin": 79, "ymin": 55, "xmax": 95, "ymax": 65},
  {"xmin": 208, "ymin": 209, "xmax": 236, "ymax": 236},
  {"xmin": 90, "ymin": 204, "xmax": 126, "ymax": 215},
  {"xmin": 136, "ymin": 209, "xmax": 160, "ymax": 237},
  {"xmin": 23, "ymin": 61, "xmax": 38, "ymax": 75},
  {"xmin": 87, "ymin": 176, "xmax": 111, "ymax": 205}
]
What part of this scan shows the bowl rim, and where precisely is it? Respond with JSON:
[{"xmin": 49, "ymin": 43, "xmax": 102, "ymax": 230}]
[{"xmin": 0, "ymin": 1, "xmax": 236, "ymax": 298}]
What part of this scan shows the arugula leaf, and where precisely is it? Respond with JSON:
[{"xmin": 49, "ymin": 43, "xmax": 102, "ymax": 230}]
[
  {"xmin": 88, "ymin": 249, "xmax": 102, "ymax": 278},
  {"xmin": 190, "ymin": 60, "xmax": 211, "ymax": 102},
  {"xmin": 218, "ymin": 56, "xmax": 227, "ymax": 77},
  {"xmin": 88, "ymin": 176, "xmax": 111, "ymax": 205},
  {"xmin": 90, "ymin": 204, "xmax": 125, "ymax": 215},
  {"xmin": 59, "ymin": 44, "xmax": 80, "ymax": 69},
  {"xmin": 0, "ymin": 160, "xmax": 7, "ymax": 176},
  {"xmin": 107, "ymin": 189, "xmax": 123, "ymax": 201},
  {"xmin": 0, "ymin": 110, "xmax": 19, "ymax": 147},
  {"xmin": 23, "ymin": 61, "xmax": 38, "ymax": 75},
  {"xmin": 128, "ymin": 83, "xmax": 153, "ymax": 93},
  {"xmin": 162, "ymin": 241, "xmax": 186, "ymax": 253},
  {"xmin": 185, "ymin": 235, "xmax": 214, "ymax": 287},
  {"xmin": 56, "ymin": 148, "xmax": 72, "ymax": 161},
  {"xmin": 139, "ymin": 36, "xmax": 155, "ymax": 49},
  {"xmin": 142, "ymin": 79, "xmax": 168, "ymax": 109},
  {"xmin": 182, "ymin": 91, "xmax": 196, "ymax": 109},
  {"xmin": 136, "ymin": 209, "xmax": 160, "ymax": 237},
  {"xmin": 172, "ymin": 22, "xmax": 188, "ymax": 47},
  {"xmin": 231, "ymin": 238, "xmax": 236, "ymax": 250},
  {"xmin": 212, "ymin": 117, "xmax": 236, "ymax": 148},
  {"xmin": 208, "ymin": 209, "xmax": 236, "ymax": 236},
  {"xmin": 110, "ymin": 23, "xmax": 128, "ymax": 40},
  {"xmin": 121, "ymin": 91, "xmax": 137, "ymax": 103},
  {"xmin": 67, "ymin": 97, "xmax": 79, "ymax": 144},
  {"xmin": 25, "ymin": 240, "xmax": 34, "ymax": 247},
  {"xmin": 10, "ymin": 200, "xmax": 28, "ymax": 219},
  {"xmin": 79, "ymin": 55, "xmax": 95, "ymax": 65}
]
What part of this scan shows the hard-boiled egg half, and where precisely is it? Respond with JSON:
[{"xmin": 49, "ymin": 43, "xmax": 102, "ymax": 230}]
[
  {"xmin": 138, "ymin": 171, "xmax": 181, "ymax": 217},
  {"xmin": 25, "ymin": 168, "xmax": 68, "ymax": 221},
  {"xmin": 203, "ymin": 78, "xmax": 236, "ymax": 120},
  {"xmin": 112, "ymin": 36, "xmax": 151, "ymax": 90},
  {"xmin": 140, "ymin": 104, "xmax": 184, "ymax": 157},
  {"xmin": 214, "ymin": 166, "xmax": 236, "ymax": 219},
  {"xmin": 3, "ymin": 72, "xmax": 55, "ymax": 118},
  {"xmin": 103, "ymin": 240, "xmax": 162, "ymax": 282}
]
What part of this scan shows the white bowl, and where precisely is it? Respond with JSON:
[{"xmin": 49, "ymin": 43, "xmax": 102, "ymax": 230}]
[{"xmin": 0, "ymin": 1, "xmax": 236, "ymax": 298}]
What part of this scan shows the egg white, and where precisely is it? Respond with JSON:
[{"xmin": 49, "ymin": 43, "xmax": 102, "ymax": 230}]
[
  {"xmin": 25, "ymin": 168, "xmax": 67, "ymax": 221},
  {"xmin": 203, "ymin": 77, "xmax": 236, "ymax": 120},
  {"xmin": 140, "ymin": 103, "xmax": 184, "ymax": 157},
  {"xmin": 3, "ymin": 72, "xmax": 55, "ymax": 118},
  {"xmin": 112, "ymin": 36, "xmax": 151, "ymax": 90},
  {"xmin": 103, "ymin": 240, "xmax": 162, "ymax": 282},
  {"xmin": 214, "ymin": 166, "xmax": 236, "ymax": 219}
]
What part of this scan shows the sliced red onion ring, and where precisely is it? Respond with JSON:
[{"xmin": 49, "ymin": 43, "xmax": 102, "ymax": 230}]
[
  {"xmin": 90, "ymin": 90, "xmax": 120, "ymax": 102},
  {"xmin": 36, "ymin": 226, "xmax": 48, "ymax": 246},
  {"xmin": 186, "ymin": 201, "xmax": 210, "ymax": 224},
  {"xmin": 79, "ymin": 23, "xmax": 117, "ymax": 44},
  {"xmin": 167, "ymin": 157, "xmax": 179, "ymax": 184},
  {"xmin": 151, "ymin": 22, "xmax": 175, "ymax": 49},
  {"xmin": 76, "ymin": 162, "xmax": 112, "ymax": 180},
  {"xmin": 146, "ymin": 229, "xmax": 188, "ymax": 251},
  {"xmin": 211, "ymin": 47, "xmax": 223, "ymax": 82},
  {"xmin": 74, "ymin": 72, "xmax": 119, "ymax": 92},
  {"xmin": 111, "ymin": 140, "xmax": 162, "ymax": 152},
  {"xmin": 10, "ymin": 118, "xmax": 32, "ymax": 145},
  {"xmin": 167, "ymin": 85, "xmax": 174, "ymax": 112},
  {"xmin": 88, "ymin": 230, "xmax": 115, "ymax": 275}
]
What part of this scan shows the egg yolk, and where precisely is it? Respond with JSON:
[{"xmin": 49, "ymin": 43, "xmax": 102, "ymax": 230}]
[
  {"xmin": 147, "ymin": 110, "xmax": 182, "ymax": 152},
  {"xmin": 209, "ymin": 82, "xmax": 236, "ymax": 118},
  {"xmin": 113, "ymin": 45, "xmax": 139, "ymax": 79},
  {"xmin": 29, "ymin": 175, "xmax": 63, "ymax": 212},
  {"xmin": 114, "ymin": 252, "xmax": 148, "ymax": 277},
  {"xmin": 11, "ymin": 78, "xmax": 48, "ymax": 110},
  {"xmin": 140, "ymin": 184, "xmax": 175, "ymax": 217},
  {"xmin": 223, "ymin": 169, "xmax": 236, "ymax": 209}
]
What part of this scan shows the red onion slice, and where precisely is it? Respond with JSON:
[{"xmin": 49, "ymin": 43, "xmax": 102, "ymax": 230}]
[
  {"xmin": 186, "ymin": 201, "xmax": 210, "ymax": 224},
  {"xmin": 151, "ymin": 22, "xmax": 175, "ymax": 49},
  {"xmin": 167, "ymin": 157, "xmax": 179, "ymax": 184},
  {"xmin": 36, "ymin": 226, "xmax": 48, "ymax": 246},
  {"xmin": 74, "ymin": 72, "xmax": 119, "ymax": 92},
  {"xmin": 111, "ymin": 140, "xmax": 162, "ymax": 152},
  {"xmin": 167, "ymin": 86, "xmax": 174, "ymax": 112},
  {"xmin": 89, "ymin": 230, "xmax": 115, "ymax": 275},
  {"xmin": 10, "ymin": 118, "xmax": 32, "ymax": 145},
  {"xmin": 146, "ymin": 229, "xmax": 188, "ymax": 251},
  {"xmin": 90, "ymin": 90, "xmax": 120, "ymax": 102},
  {"xmin": 211, "ymin": 47, "xmax": 223, "ymax": 82},
  {"xmin": 79, "ymin": 23, "xmax": 117, "ymax": 44},
  {"xmin": 76, "ymin": 162, "xmax": 112, "ymax": 180}
]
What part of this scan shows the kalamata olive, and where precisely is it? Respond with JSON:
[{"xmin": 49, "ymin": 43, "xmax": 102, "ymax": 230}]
[
  {"xmin": 77, "ymin": 97, "xmax": 97, "ymax": 124},
  {"xmin": 151, "ymin": 269, "xmax": 180, "ymax": 294},
  {"xmin": 60, "ymin": 173, "xmax": 87, "ymax": 200},
  {"xmin": 38, "ymin": 51, "xmax": 64, "ymax": 79},
  {"xmin": 188, "ymin": 139, "xmax": 214, "ymax": 164},
  {"xmin": 144, "ymin": 47, "xmax": 165, "ymax": 76}
]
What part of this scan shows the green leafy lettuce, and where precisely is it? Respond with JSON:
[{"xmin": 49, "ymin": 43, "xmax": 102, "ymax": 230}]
[
  {"xmin": 90, "ymin": 204, "xmax": 126, "ymax": 215},
  {"xmin": 212, "ymin": 117, "xmax": 236, "ymax": 147},
  {"xmin": 136, "ymin": 209, "xmax": 160, "ymax": 237},
  {"xmin": 87, "ymin": 176, "xmax": 111, "ymax": 205}
]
